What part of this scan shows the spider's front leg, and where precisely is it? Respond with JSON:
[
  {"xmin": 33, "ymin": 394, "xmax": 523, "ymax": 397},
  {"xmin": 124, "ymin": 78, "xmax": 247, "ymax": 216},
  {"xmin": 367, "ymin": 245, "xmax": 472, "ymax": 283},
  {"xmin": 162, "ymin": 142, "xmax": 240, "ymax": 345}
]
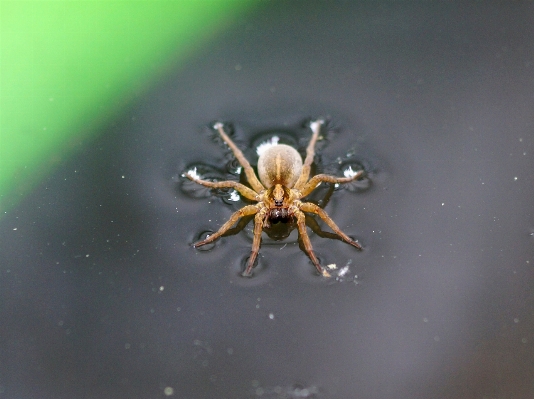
[
  {"xmin": 294, "ymin": 209, "xmax": 331, "ymax": 278},
  {"xmin": 193, "ymin": 204, "xmax": 260, "ymax": 247}
]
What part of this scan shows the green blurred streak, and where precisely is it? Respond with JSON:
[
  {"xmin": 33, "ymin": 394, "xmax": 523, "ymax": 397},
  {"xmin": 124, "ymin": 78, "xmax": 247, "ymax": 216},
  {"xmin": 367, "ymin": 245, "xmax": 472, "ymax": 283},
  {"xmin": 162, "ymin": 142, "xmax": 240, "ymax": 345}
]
[{"xmin": 0, "ymin": 1, "xmax": 255, "ymax": 214}]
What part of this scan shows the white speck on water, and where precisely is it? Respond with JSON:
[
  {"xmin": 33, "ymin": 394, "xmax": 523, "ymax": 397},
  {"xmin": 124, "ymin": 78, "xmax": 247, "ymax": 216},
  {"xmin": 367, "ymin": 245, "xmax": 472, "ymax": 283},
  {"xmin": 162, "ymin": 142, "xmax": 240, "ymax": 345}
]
[
  {"xmin": 337, "ymin": 265, "xmax": 350, "ymax": 277},
  {"xmin": 343, "ymin": 165, "xmax": 358, "ymax": 178},
  {"xmin": 164, "ymin": 387, "xmax": 174, "ymax": 396},
  {"xmin": 183, "ymin": 167, "xmax": 200, "ymax": 179},
  {"xmin": 228, "ymin": 190, "xmax": 240, "ymax": 202},
  {"xmin": 268, "ymin": 313, "xmax": 274, "ymax": 320},
  {"xmin": 309, "ymin": 119, "xmax": 324, "ymax": 134}
]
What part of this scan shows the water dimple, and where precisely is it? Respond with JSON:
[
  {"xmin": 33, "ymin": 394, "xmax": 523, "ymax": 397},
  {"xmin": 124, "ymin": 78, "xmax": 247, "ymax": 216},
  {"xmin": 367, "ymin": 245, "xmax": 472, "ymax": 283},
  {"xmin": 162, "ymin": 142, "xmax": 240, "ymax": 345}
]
[
  {"xmin": 193, "ymin": 230, "xmax": 216, "ymax": 251},
  {"xmin": 227, "ymin": 254, "xmax": 274, "ymax": 285},
  {"xmin": 180, "ymin": 162, "xmax": 244, "ymax": 202},
  {"xmin": 225, "ymin": 158, "xmax": 242, "ymax": 176},
  {"xmin": 333, "ymin": 160, "xmax": 372, "ymax": 192},
  {"xmin": 220, "ymin": 189, "xmax": 241, "ymax": 206},
  {"xmin": 240, "ymin": 254, "xmax": 260, "ymax": 277}
]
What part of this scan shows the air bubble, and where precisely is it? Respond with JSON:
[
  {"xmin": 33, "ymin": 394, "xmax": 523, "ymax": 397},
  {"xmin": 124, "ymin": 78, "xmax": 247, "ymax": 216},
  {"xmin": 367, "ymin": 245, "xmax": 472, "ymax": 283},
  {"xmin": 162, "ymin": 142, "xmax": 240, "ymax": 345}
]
[{"xmin": 225, "ymin": 158, "xmax": 242, "ymax": 176}]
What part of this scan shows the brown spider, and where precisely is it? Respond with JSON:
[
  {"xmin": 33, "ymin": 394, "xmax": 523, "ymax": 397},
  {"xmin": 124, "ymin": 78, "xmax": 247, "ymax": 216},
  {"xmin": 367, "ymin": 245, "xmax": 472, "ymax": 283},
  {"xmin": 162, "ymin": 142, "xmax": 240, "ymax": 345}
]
[{"xmin": 184, "ymin": 119, "xmax": 364, "ymax": 277}]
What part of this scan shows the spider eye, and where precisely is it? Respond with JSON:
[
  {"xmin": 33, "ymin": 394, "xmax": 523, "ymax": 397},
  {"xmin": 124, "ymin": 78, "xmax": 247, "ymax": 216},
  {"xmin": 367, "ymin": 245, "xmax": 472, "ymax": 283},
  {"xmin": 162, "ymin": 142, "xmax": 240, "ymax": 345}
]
[{"xmin": 274, "ymin": 199, "xmax": 283, "ymax": 207}]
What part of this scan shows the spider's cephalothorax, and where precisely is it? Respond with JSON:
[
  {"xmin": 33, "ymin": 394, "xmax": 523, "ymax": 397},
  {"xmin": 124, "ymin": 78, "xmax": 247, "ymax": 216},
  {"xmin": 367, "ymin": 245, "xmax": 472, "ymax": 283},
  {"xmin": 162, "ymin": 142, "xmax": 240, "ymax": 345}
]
[{"xmin": 184, "ymin": 120, "xmax": 364, "ymax": 277}]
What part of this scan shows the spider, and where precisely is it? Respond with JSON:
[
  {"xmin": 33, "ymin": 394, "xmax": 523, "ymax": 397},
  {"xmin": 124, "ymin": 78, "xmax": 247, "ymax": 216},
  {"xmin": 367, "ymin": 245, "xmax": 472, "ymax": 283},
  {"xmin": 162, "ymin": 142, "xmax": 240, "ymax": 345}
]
[{"xmin": 184, "ymin": 119, "xmax": 364, "ymax": 277}]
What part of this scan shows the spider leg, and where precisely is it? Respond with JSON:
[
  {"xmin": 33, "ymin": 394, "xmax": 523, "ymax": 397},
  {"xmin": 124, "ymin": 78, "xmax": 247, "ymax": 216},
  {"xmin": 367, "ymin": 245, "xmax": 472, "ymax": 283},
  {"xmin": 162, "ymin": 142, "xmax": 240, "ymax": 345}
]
[
  {"xmin": 214, "ymin": 123, "xmax": 265, "ymax": 193},
  {"xmin": 298, "ymin": 170, "xmax": 364, "ymax": 198},
  {"xmin": 185, "ymin": 173, "xmax": 259, "ymax": 201},
  {"xmin": 299, "ymin": 202, "xmax": 362, "ymax": 250},
  {"xmin": 305, "ymin": 213, "xmax": 346, "ymax": 242},
  {"xmin": 294, "ymin": 119, "xmax": 324, "ymax": 190},
  {"xmin": 295, "ymin": 209, "xmax": 331, "ymax": 277},
  {"xmin": 193, "ymin": 204, "xmax": 260, "ymax": 247},
  {"xmin": 242, "ymin": 208, "xmax": 269, "ymax": 277}
]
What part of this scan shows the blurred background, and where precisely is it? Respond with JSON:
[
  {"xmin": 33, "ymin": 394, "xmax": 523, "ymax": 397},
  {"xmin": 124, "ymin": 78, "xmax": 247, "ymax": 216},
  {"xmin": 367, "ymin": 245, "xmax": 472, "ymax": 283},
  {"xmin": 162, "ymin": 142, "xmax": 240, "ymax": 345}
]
[{"xmin": 1, "ymin": 2, "xmax": 534, "ymax": 398}]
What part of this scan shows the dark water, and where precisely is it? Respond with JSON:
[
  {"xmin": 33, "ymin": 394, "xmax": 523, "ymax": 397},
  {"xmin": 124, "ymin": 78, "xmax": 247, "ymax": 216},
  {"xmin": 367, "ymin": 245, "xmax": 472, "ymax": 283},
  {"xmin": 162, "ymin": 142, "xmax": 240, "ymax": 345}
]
[{"xmin": 2, "ymin": 2, "xmax": 534, "ymax": 398}]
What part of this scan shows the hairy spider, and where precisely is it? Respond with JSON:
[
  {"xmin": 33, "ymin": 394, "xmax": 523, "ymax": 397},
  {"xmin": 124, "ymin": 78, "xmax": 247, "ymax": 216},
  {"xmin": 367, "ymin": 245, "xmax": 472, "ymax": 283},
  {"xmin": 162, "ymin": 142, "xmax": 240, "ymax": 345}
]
[{"xmin": 184, "ymin": 119, "xmax": 364, "ymax": 277}]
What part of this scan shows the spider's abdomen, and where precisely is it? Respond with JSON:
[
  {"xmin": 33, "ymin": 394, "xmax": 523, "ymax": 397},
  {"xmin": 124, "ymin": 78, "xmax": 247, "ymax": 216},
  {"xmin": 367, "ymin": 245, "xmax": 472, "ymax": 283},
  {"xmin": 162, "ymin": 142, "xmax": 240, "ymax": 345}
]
[{"xmin": 257, "ymin": 144, "xmax": 302, "ymax": 188}]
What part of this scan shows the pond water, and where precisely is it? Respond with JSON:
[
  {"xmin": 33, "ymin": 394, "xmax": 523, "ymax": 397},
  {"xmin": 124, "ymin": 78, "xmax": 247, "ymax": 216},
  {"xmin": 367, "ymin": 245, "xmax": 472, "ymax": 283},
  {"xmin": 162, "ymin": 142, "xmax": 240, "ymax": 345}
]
[{"xmin": 2, "ymin": 2, "xmax": 534, "ymax": 398}]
